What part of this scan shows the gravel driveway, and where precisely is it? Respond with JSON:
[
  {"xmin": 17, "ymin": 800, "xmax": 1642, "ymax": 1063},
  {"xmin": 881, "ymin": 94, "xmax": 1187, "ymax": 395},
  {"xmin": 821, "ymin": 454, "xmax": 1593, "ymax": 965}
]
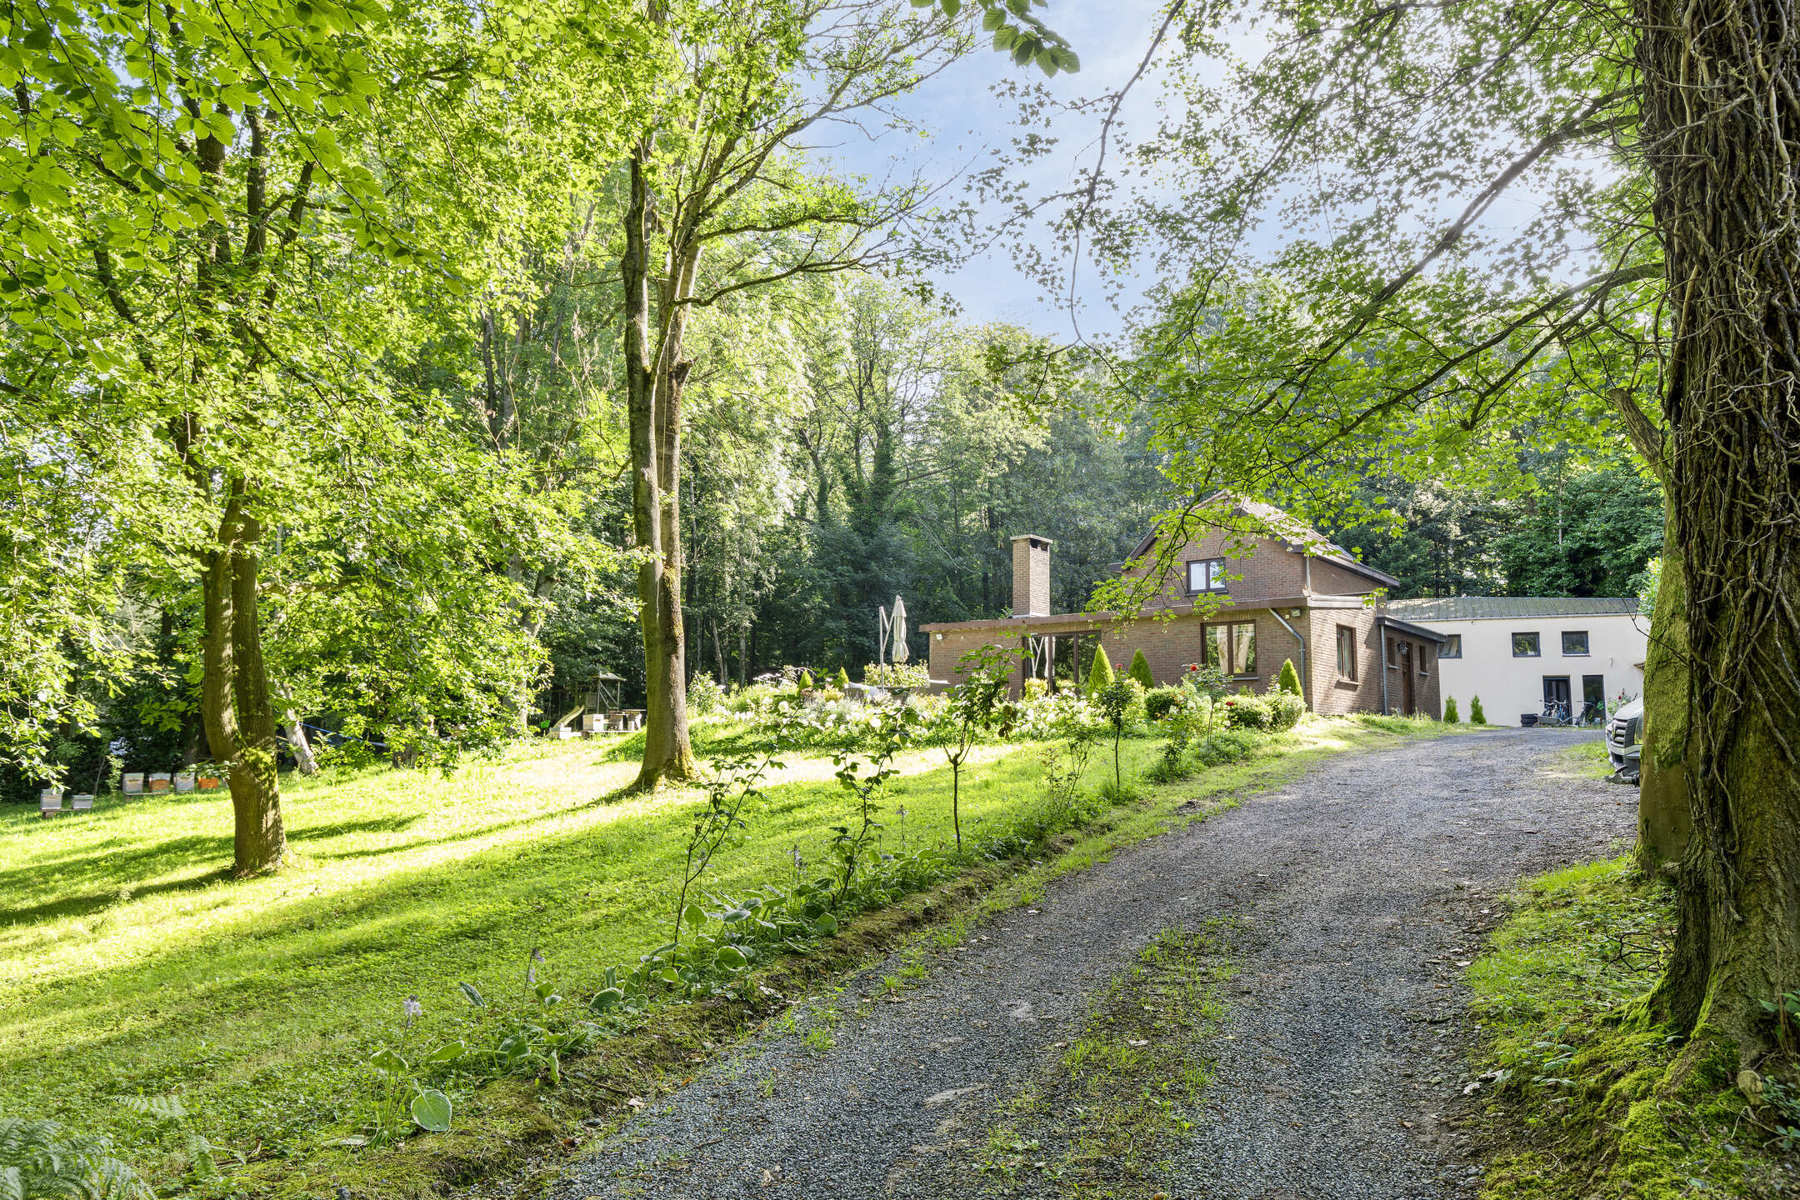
[{"xmin": 551, "ymin": 728, "xmax": 1635, "ymax": 1200}]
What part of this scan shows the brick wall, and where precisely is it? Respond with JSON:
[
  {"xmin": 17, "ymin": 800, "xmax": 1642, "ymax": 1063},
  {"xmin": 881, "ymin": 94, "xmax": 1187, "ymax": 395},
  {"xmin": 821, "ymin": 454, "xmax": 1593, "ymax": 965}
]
[
  {"xmin": 1306, "ymin": 606, "xmax": 1385, "ymax": 716},
  {"xmin": 1302, "ymin": 608, "xmax": 1443, "ymax": 717},
  {"xmin": 1308, "ymin": 555, "xmax": 1385, "ymax": 597},
  {"xmin": 1131, "ymin": 531, "xmax": 1309, "ymax": 612},
  {"xmin": 1010, "ymin": 536, "xmax": 1052, "ymax": 616}
]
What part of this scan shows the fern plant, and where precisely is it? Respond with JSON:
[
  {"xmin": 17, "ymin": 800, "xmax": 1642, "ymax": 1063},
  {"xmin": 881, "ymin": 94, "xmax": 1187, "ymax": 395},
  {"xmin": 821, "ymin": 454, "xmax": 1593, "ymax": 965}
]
[{"xmin": 0, "ymin": 1118, "xmax": 154, "ymax": 1200}]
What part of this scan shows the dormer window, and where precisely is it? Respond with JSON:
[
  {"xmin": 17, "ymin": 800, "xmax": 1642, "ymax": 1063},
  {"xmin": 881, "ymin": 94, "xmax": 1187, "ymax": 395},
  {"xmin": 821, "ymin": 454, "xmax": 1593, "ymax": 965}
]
[{"xmin": 1187, "ymin": 558, "xmax": 1227, "ymax": 594}]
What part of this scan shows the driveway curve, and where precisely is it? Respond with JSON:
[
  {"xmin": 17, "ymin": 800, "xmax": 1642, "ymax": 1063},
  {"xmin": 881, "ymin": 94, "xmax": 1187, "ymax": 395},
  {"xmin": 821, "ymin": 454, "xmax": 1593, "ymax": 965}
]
[{"xmin": 551, "ymin": 728, "xmax": 1634, "ymax": 1200}]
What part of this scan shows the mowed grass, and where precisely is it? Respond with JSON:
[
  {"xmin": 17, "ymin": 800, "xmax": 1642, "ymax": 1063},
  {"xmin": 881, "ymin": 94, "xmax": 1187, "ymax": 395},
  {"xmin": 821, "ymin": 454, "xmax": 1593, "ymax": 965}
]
[
  {"xmin": 0, "ymin": 734, "xmax": 1154, "ymax": 1171},
  {"xmin": 0, "ymin": 715, "xmax": 1443, "ymax": 1192}
]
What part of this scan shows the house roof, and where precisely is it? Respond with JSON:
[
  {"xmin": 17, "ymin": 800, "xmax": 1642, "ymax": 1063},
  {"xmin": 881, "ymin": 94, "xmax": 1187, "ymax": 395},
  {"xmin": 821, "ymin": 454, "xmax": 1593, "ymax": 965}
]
[
  {"xmin": 1128, "ymin": 492, "xmax": 1401, "ymax": 591},
  {"xmin": 1385, "ymin": 596, "xmax": 1643, "ymax": 622},
  {"xmin": 1377, "ymin": 614, "xmax": 1449, "ymax": 643},
  {"xmin": 921, "ymin": 595, "xmax": 1322, "ymax": 634}
]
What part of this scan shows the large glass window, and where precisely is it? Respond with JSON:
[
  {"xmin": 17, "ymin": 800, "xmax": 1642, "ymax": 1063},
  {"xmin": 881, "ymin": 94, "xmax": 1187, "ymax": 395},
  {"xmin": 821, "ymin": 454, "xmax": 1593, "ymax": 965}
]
[
  {"xmin": 1186, "ymin": 558, "xmax": 1227, "ymax": 594},
  {"xmin": 1335, "ymin": 625, "xmax": 1358, "ymax": 680},
  {"xmin": 1202, "ymin": 621, "xmax": 1257, "ymax": 676},
  {"xmin": 1562, "ymin": 630, "xmax": 1590, "ymax": 656},
  {"xmin": 1512, "ymin": 631, "xmax": 1541, "ymax": 657}
]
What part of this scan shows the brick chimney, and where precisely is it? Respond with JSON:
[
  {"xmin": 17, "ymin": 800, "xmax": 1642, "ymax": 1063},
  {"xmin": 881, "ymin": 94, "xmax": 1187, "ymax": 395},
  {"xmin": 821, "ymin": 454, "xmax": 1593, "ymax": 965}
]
[{"xmin": 1011, "ymin": 535, "xmax": 1052, "ymax": 616}]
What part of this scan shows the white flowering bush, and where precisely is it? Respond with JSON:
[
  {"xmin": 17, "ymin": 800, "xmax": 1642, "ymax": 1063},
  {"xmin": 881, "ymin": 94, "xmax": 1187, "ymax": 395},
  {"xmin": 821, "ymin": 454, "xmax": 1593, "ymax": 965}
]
[{"xmin": 1012, "ymin": 690, "xmax": 1100, "ymax": 742}]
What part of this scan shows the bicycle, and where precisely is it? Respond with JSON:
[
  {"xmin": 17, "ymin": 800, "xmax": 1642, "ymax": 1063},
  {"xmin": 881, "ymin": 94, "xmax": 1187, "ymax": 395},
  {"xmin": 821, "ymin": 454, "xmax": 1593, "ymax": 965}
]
[{"xmin": 1539, "ymin": 699, "xmax": 1574, "ymax": 727}]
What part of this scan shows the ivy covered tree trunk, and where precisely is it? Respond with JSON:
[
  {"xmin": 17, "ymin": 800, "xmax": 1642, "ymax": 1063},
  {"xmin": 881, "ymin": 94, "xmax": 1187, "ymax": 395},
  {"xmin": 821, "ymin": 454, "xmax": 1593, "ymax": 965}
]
[
  {"xmin": 1639, "ymin": 1, "xmax": 1800, "ymax": 1062},
  {"xmin": 1635, "ymin": 509, "xmax": 1690, "ymax": 874},
  {"xmin": 198, "ymin": 486, "xmax": 287, "ymax": 874}
]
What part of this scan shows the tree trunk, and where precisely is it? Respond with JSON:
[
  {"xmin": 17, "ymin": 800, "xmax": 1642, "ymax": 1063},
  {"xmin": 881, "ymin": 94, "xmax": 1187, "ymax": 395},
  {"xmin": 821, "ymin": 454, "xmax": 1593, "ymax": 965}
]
[
  {"xmin": 197, "ymin": 484, "xmax": 287, "ymax": 875},
  {"xmin": 285, "ymin": 711, "xmax": 319, "ymax": 776},
  {"xmin": 1639, "ymin": 1, "xmax": 1800, "ymax": 1063},
  {"xmin": 1635, "ymin": 510, "xmax": 1690, "ymax": 874},
  {"xmin": 622, "ymin": 150, "xmax": 696, "ymax": 789}
]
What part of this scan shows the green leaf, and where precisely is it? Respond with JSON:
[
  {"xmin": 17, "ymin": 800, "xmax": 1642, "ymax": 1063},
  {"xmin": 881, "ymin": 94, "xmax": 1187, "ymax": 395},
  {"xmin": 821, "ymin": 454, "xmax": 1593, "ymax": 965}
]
[
  {"xmin": 714, "ymin": 945, "xmax": 747, "ymax": 969},
  {"xmin": 423, "ymin": 1040, "xmax": 467, "ymax": 1065},
  {"xmin": 368, "ymin": 1046, "xmax": 409, "ymax": 1073},
  {"xmin": 682, "ymin": 902, "xmax": 704, "ymax": 929},
  {"xmin": 410, "ymin": 1088, "xmax": 452, "ymax": 1132},
  {"xmin": 459, "ymin": 982, "xmax": 486, "ymax": 1007},
  {"xmin": 813, "ymin": 912, "xmax": 839, "ymax": 936}
]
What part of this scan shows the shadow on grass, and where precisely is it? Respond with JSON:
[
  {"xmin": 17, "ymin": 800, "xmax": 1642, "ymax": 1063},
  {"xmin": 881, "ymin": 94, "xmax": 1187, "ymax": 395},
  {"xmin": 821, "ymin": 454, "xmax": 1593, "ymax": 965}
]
[
  {"xmin": 0, "ymin": 813, "xmax": 434, "ymax": 906},
  {"xmin": 1, "ymin": 863, "xmax": 235, "ymax": 927}
]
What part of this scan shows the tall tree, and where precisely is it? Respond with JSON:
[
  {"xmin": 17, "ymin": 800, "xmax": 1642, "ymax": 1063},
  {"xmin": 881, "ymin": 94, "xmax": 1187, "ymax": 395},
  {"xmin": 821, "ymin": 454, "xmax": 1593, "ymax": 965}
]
[
  {"xmin": 609, "ymin": 0, "xmax": 968, "ymax": 788},
  {"xmin": 1038, "ymin": 0, "xmax": 1794, "ymax": 1063},
  {"xmin": 1636, "ymin": 1, "xmax": 1800, "ymax": 1059}
]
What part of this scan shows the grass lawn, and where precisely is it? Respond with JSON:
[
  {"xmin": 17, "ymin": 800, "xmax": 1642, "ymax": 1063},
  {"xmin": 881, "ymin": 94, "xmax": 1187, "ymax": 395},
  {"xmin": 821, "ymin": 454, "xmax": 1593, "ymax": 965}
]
[{"xmin": 0, "ymin": 715, "xmax": 1443, "ymax": 1196}]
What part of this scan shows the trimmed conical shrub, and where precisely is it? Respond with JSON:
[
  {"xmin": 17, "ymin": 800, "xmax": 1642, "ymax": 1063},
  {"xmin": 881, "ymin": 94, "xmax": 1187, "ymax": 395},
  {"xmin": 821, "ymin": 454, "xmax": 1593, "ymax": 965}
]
[
  {"xmin": 835, "ymin": 666, "xmax": 851, "ymax": 689},
  {"xmin": 1085, "ymin": 644, "xmax": 1116, "ymax": 696},
  {"xmin": 1444, "ymin": 697, "xmax": 1460, "ymax": 724},
  {"xmin": 1276, "ymin": 658, "xmax": 1302, "ymax": 696},
  {"xmin": 797, "ymin": 669, "xmax": 814, "ymax": 690},
  {"xmin": 1127, "ymin": 648, "xmax": 1156, "ymax": 689},
  {"xmin": 1469, "ymin": 695, "xmax": 1487, "ymax": 725}
]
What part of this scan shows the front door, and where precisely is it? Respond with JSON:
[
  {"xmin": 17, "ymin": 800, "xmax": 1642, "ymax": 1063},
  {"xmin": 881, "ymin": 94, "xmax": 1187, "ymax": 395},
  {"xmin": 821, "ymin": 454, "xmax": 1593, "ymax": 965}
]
[
  {"xmin": 1581, "ymin": 674, "xmax": 1606, "ymax": 724},
  {"xmin": 1542, "ymin": 675, "xmax": 1572, "ymax": 721},
  {"xmin": 1398, "ymin": 640, "xmax": 1415, "ymax": 715}
]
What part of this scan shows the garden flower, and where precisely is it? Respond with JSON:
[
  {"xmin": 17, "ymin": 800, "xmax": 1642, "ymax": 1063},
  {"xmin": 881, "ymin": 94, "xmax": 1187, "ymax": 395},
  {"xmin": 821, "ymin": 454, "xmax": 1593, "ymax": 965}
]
[{"xmin": 403, "ymin": 995, "xmax": 422, "ymax": 1027}]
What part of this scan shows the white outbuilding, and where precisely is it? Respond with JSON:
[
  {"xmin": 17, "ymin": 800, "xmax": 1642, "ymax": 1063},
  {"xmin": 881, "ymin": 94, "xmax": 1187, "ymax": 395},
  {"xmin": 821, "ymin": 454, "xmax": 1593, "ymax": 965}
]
[{"xmin": 1384, "ymin": 596, "xmax": 1649, "ymax": 727}]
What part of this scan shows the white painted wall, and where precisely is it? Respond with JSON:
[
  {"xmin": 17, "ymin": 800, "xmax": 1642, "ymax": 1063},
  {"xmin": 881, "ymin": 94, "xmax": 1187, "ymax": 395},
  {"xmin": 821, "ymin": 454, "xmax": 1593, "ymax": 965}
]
[{"xmin": 1423, "ymin": 613, "xmax": 1650, "ymax": 726}]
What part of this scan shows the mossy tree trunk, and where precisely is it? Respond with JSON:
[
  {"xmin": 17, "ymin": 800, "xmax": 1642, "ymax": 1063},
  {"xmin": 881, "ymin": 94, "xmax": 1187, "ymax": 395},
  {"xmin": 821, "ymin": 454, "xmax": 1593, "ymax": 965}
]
[
  {"xmin": 622, "ymin": 149, "xmax": 697, "ymax": 790},
  {"xmin": 1635, "ymin": 507, "xmax": 1691, "ymax": 874},
  {"xmin": 1639, "ymin": 0, "xmax": 1800, "ymax": 1062}
]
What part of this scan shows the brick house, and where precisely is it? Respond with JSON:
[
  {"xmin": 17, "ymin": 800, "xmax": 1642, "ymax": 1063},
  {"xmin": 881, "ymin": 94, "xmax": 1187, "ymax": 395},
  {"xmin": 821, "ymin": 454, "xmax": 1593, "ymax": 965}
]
[{"xmin": 922, "ymin": 496, "xmax": 1444, "ymax": 717}]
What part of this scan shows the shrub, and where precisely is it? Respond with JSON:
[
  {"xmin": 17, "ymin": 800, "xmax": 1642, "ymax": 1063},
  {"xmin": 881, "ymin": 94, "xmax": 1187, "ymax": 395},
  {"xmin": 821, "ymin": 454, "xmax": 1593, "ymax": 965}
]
[
  {"xmin": 1266, "ymin": 691, "xmax": 1305, "ymax": 731},
  {"xmin": 1221, "ymin": 692, "xmax": 1273, "ymax": 731},
  {"xmin": 1085, "ymin": 644, "xmax": 1115, "ymax": 696},
  {"xmin": 688, "ymin": 672, "xmax": 725, "ymax": 715},
  {"xmin": 1444, "ymin": 697, "xmax": 1460, "ymax": 724},
  {"xmin": 1127, "ymin": 648, "xmax": 1156, "ymax": 689},
  {"xmin": 1470, "ymin": 694, "xmax": 1488, "ymax": 725},
  {"xmin": 1144, "ymin": 685, "xmax": 1185, "ymax": 722},
  {"xmin": 1191, "ymin": 729, "xmax": 1259, "ymax": 766},
  {"xmin": 1022, "ymin": 676, "xmax": 1049, "ymax": 700},
  {"xmin": 864, "ymin": 662, "xmax": 931, "ymax": 689},
  {"xmin": 797, "ymin": 669, "xmax": 815, "ymax": 690},
  {"xmin": 834, "ymin": 666, "xmax": 850, "ymax": 690},
  {"xmin": 1276, "ymin": 658, "xmax": 1302, "ymax": 695}
]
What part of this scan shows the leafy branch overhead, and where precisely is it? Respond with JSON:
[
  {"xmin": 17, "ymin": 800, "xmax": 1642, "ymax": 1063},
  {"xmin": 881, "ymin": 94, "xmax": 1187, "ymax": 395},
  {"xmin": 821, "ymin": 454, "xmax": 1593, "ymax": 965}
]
[{"xmin": 922, "ymin": 0, "xmax": 1079, "ymax": 74}]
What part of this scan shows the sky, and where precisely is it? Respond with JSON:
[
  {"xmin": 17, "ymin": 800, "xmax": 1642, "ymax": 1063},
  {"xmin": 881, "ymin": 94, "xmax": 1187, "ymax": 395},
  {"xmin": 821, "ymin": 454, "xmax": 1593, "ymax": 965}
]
[
  {"xmin": 810, "ymin": 2, "xmax": 1602, "ymax": 347},
  {"xmin": 814, "ymin": 0, "xmax": 1179, "ymax": 340}
]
